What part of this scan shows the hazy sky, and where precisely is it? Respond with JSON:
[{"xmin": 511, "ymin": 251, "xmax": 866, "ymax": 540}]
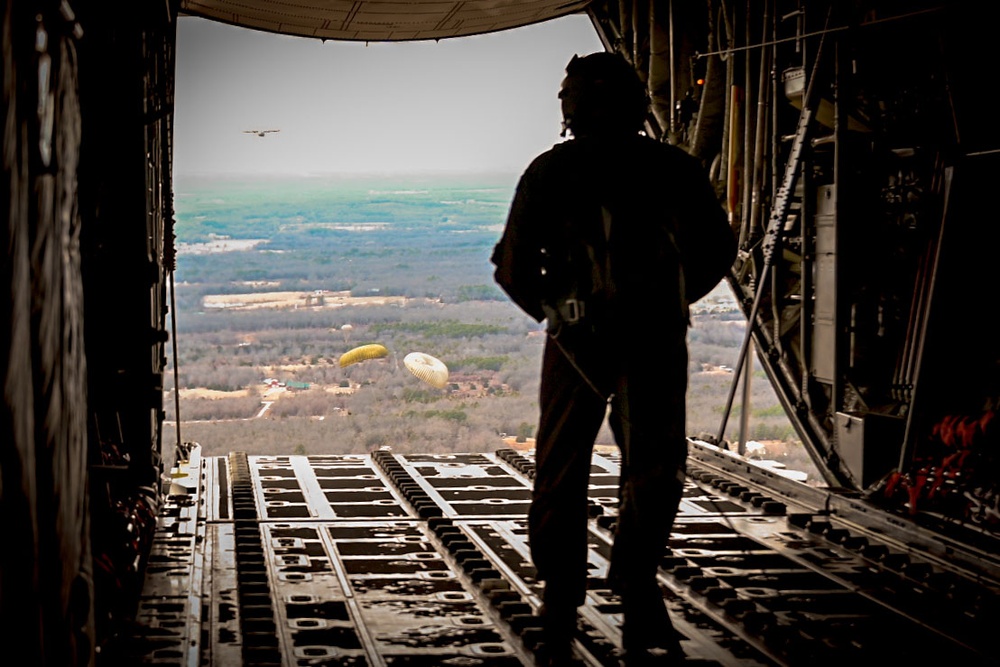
[{"xmin": 173, "ymin": 14, "xmax": 603, "ymax": 178}]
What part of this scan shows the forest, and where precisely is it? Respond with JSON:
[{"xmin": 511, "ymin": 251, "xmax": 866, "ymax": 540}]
[{"xmin": 164, "ymin": 173, "xmax": 820, "ymax": 480}]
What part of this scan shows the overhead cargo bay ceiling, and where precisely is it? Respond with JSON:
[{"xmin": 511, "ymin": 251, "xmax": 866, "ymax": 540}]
[{"xmin": 179, "ymin": 0, "xmax": 592, "ymax": 41}]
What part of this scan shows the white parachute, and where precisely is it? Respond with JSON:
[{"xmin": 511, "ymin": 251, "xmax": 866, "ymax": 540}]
[{"xmin": 403, "ymin": 352, "xmax": 449, "ymax": 389}]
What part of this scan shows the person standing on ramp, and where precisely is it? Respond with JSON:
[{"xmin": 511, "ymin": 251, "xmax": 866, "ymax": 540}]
[{"xmin": 491, "ymin": 51, "xmax": 736, "ymax": 666}]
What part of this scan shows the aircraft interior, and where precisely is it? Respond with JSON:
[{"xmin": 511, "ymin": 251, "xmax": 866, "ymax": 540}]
[{"xmin": 2, "ymin": 1, "xmax": 998, "ymax": 665}]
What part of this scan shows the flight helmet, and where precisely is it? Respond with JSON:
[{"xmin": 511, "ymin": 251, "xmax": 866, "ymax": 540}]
[{"xmin": 559, "ymin": 51, "xmax": 648, "ymax": 137}]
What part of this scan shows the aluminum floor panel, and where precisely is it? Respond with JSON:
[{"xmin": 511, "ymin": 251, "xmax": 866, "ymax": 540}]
[{"xmin": 126, "ymin": 446, "xmax": 1000, "ymax": 665}]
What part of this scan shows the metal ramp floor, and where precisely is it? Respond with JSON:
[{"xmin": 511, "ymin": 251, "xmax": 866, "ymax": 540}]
[{"xmin": 122, "ymin": 444, "xmax": 1000, "ymax": 666}]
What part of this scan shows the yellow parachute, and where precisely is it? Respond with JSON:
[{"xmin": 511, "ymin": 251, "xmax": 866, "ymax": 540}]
[
  {"xmin": 403, "ymin": 352, "xmax": 449, "ymax": 389},
  {"xmin": 339, "ymin": 343, "xmax": 389, "ymax": 368}
]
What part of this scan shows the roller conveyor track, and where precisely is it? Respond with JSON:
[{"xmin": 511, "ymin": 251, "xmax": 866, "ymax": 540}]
[{"xmin": 125, "ymin": 443, "xmax": 1000, "ymax": 666}]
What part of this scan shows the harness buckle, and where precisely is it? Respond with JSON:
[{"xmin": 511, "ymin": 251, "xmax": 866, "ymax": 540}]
[{"xmin": 559, "ymin": 298, "xmax": 585, "ymax": 324}]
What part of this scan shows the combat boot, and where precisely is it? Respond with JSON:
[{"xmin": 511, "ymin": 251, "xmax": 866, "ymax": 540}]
[
  {"xmin": 535, "ymin": 600, "xmax": 580, "ymax": 665},
  {"xmin": 619, "ymin": 581, "xmax": 685, "ymax": 664}
]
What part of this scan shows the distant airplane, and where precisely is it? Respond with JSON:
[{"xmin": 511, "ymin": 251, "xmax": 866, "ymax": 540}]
[{"xmin": 243, "ymin": 129, "xmax": 280, "ymax": 137}]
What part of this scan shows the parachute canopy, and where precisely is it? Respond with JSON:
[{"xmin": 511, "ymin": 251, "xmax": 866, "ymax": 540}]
[
  {"xmin": 339, "ymin": 343, "xmax": 389, "ymax": 368},
  {"xmin": 403, "ymin": 352, "xmax": 449, "ymax": 389}
]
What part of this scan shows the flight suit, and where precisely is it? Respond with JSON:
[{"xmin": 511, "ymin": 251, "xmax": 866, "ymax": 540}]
[{"xmin": 492, "ymin": 131, "xmax": 734, "ymax": 649}]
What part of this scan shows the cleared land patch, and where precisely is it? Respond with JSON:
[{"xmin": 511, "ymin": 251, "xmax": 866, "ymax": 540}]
[{"xmin": 202, "ymin": 290, "xmax": 415, "ymax": 311}]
